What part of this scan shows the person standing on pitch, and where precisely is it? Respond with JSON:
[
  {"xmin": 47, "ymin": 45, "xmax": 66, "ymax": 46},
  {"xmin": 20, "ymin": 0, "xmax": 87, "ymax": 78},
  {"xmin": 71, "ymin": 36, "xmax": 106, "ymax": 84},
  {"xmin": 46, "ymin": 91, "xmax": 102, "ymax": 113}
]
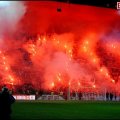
[{"xmin": 0, "ymin": 87, "xmax": 15, "ymax": 120}]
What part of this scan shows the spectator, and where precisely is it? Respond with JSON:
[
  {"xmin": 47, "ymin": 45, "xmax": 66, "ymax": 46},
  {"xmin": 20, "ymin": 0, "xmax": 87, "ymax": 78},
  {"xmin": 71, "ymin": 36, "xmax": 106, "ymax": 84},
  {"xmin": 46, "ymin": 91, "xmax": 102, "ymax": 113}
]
[
  {"xmin": 0, "ymin": 87, "xmax": 15, "ymax": 120},
  {"xmin": 106, "ymin": 92, "xmax": 109, "ymax": 101},
  {"xmin": 110, "ymin": 93, "xmax": 113, "ymax": 101},
  {"xmin": 79, "ymin": 92, "xmax": 82, "ymax": 100}
]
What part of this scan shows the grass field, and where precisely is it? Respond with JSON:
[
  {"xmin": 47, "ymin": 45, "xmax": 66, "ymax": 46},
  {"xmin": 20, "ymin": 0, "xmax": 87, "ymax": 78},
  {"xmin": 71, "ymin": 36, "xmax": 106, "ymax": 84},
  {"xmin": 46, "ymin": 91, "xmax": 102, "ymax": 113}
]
[{"xmin": 11, "ymin": 100, "xmax": 120, "ymax": 120}]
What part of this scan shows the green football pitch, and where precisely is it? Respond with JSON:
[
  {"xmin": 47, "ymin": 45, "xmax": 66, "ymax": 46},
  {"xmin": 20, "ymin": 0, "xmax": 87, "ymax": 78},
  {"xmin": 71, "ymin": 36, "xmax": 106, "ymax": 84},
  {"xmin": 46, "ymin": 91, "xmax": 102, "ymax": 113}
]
[{"xmin": 11, "ymin": 101, "xmax": 120, "ymax": 120}]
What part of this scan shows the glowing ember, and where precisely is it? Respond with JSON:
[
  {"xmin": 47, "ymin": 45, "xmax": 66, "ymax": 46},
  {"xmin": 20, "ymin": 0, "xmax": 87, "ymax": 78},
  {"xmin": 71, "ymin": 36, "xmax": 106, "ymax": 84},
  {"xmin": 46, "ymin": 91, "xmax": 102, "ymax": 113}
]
[
  {"xmin": 111, "ymin": 79, "xmax": 115, "ymax": 83},
  {"xmin": 51, "ymin": 82, "xmax": 55, "ymax": 87},
  {"xmin": 78, "ymin": 82, "xmax": 81, "ymax": 86},
  {"xmin": 93, "ymin": 85, "xmax": 96, "ymax": 88}
]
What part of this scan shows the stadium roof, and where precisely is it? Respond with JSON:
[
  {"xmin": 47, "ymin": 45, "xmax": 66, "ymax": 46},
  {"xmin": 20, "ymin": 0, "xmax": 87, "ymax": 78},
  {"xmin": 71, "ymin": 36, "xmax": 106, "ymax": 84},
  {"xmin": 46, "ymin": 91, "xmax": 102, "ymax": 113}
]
[{"xmin": 49, "ymin": 0, "xmax": 119, "ymax": 9}]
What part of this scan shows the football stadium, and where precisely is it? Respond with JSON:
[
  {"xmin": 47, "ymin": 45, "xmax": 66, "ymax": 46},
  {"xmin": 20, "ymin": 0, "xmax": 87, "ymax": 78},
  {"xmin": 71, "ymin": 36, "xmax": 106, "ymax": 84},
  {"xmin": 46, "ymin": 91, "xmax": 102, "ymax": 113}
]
[{"xmin": 0, "ymin": 0, "xmax": 120, "ymax": 120}]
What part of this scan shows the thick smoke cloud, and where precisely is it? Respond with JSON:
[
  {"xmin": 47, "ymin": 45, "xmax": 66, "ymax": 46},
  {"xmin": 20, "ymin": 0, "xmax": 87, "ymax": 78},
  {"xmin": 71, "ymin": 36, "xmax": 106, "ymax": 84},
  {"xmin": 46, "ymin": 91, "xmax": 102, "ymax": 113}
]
[
  {"xmin": 0, "ymin": 1, "xmax": 120, "ymax": 93},
  {"xmin": 0, "ymin": 1, "xmax": 26, "ymax": 39}
]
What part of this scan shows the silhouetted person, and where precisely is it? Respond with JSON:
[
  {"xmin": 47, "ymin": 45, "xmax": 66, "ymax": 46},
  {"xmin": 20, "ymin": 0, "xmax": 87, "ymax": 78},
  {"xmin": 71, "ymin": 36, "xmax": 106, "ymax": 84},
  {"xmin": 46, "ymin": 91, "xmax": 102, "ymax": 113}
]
[
  {"xmin": 106, "ymin": 92, "xmax": 109, "ymax": 101},
  {"xmin": 110, "ymin": 93, "xmax": 113, "ymax": 101},
  {"xmin": 79, "ymin": 92, "xmax": 82, "ymax": 100},
  {"xmin": 0, "ymin": 87, "xmax": 15, "ymax": 120}
]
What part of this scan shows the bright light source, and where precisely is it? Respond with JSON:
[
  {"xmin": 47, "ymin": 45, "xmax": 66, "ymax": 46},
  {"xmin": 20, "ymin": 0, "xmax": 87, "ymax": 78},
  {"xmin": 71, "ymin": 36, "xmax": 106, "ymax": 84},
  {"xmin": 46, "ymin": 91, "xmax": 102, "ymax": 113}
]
[
  {"xmin": 78, "ymin": 82, "xmax": 80, "ymax": 86},
  {"xmin": 5, "ymin": 66, "xmax": 8, "ymax": 71},
  {"xmin": 93, "ymin": 85, "xmax": 96, "ymax": 88},
  {"xmin": 100, "ymin": 68, "xmax": 103, "ymax": 72},
  {"xmin": 64, "ymin": 44, "xmax": 67, "ymax": 49},
  {"xmin": 69, "ymin": 82, "xmax": 71, "ymax": 86},
  {"xmin": 106, "ymin": 73, "xmax": 109, "ymax": 77},
  {"xmin": 112, "ymin": 79, "xmax": 115, "ymax": 83},
  {"xmin": 51, "ymin": 82, "xmax": 54, "ymax": 87},
  {"xmin": 85, "ymin": 41, "xmax": 89, "ymax": 44},
  {"xmin": 93, "ymin": 58, "xmax": 96, "ymax": 63}
]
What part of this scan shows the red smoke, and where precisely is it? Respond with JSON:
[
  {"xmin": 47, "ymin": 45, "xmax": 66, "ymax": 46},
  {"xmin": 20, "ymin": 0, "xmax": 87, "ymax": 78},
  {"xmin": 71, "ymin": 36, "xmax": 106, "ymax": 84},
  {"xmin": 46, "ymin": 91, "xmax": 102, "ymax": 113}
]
[{"xmin": 0, "ymin": 1, "xmax": 120, "ymax": 93}]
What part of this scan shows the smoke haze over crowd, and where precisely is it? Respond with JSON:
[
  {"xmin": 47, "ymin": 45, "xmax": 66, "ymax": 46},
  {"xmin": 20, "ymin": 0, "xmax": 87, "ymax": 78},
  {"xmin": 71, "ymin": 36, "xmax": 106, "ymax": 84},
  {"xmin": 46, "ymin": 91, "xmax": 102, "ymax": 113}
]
[{"xmin": 0, "ymin": 1, "xmax": 120, "ymax": 93}]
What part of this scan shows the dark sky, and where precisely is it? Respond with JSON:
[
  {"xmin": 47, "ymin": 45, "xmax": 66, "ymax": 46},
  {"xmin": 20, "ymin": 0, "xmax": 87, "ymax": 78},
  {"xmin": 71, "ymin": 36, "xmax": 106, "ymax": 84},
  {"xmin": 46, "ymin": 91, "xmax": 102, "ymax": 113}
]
[{"xmin": 54, "ymin": 0, "xmax": 118, "ymax": 9}]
